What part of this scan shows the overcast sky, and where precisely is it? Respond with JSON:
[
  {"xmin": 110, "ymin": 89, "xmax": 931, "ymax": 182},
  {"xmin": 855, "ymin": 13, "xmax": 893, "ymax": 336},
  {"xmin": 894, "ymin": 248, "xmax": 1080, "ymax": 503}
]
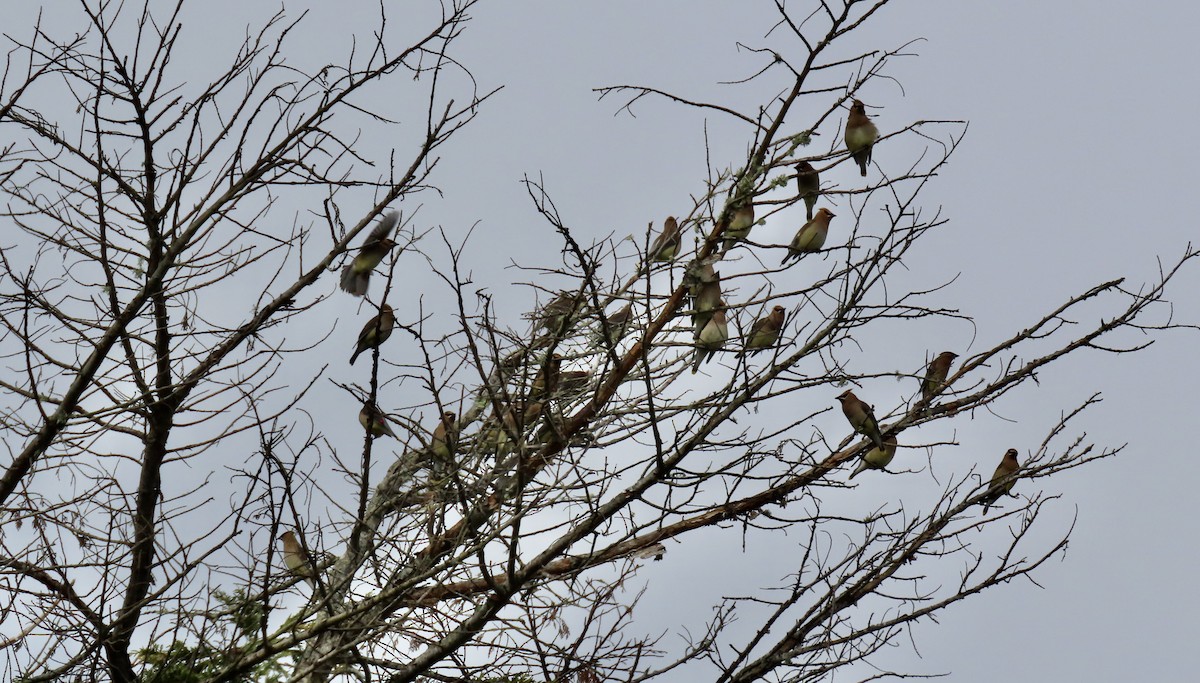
[{"xmin": 7, "ymin": 1, "xmax": 1200, "ymax": 680}]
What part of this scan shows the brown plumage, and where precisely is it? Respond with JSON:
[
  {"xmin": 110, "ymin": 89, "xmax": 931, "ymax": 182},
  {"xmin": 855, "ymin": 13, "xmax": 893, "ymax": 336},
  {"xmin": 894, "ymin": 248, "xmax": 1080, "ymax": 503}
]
[
  {"xmin": 350, "ymin": 304, "xmax": 396, "ymax": 365},
  {"xmin": 431, "ymin": 410, "xmax": 458, "ymax": 462},
  {"xmin": 849, "ymin": 434, "xmax": 898, "ymax": 479},
  {"xmin": 359, "ymin": 401, "xmax": 396, "ymax": 439},
  {"xmin": 536, "ymin": 291, "xmax": 586, "ymax": 336},
  {"xmin": 795, "ymin": 161, "xmax": 820, "ymax": 220},
  {"xmin": 781, "ymin": 208, "xmax": 835, "ymax": 266},
  {"xmin": 687, "ymin": 262, "xmax": 723, "ymax": 335},
  {"xmin": 596, "ymin": 303, "xmax": 633, "ymax": 346},
  {"xmin": 340, "ymin": 210, "xmax": 400, "ymax": 296},
  {"xmin": 650, "ymin": 216, "xmax": 682, "ymax": 262},
  {"xmin": 980, "ymin": 448, "xmax": 1020, "ymax": 513},
  {"xmin": 836, "ymin": 389, "xmax": 884, "ymax": 450},
  {"xmin": 279, "ymin": 530, "xmax": 315, "ymax": 585},
  {"xmin": 844, "ymin": 100, "xmax": 879, "ymax": 177},
  {"xmin": 920, "ymin": 351, "xmax": 958, "ymax": 411},
  {"xmin": 558, "ymin": 370, "xmax": 591, "ymax": 396},
  {"xmin": 691, "ymin": 308, "xmax": 729, "ymax": 373},
  {"xmin": 743, "ymin": 305, "xmax": 786, "ymax": 355},
  {"xmin": 531, "ymin": 353, "xmax": 563, "ymax": 399},
  {"xmin": 719, "ymin": 202, "xmax": 756, "ymax": 255}
]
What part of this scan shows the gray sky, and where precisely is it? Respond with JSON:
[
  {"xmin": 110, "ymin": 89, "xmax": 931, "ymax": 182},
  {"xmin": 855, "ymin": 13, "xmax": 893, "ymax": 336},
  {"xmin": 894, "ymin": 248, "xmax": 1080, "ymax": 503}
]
[{"xmin": 7, "ymin": 1, "xmax": 1199, "ymax": 680}]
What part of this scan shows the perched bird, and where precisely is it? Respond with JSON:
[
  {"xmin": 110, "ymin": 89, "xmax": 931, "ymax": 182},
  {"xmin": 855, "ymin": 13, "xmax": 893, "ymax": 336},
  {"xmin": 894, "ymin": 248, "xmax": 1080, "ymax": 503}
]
[
  {"xmin": 691, "ymin": 308, "xmax": 729, "ymax": 373},
  {"xmin": 530, "ymin": 353, "xmax": 563, "ymax": 399},
  {"xmin": 720, "ymin": 202, "xmax": 756, "ymax": 254},
  {"xmin": 688, "ymin": 263, "xmax": 723, "ymax": 334},
  {"xmin": 781, "ymin": 208, "xmax": 835, "ymax": 266},
  {"xmin": 920, "ymin": 351, "xmax": 958, "ymax": 412},
  {"xmin": 980, "ymin": 448, "xmax": 1020, "ymax": 513},
  {"xmin": 795, "ymin": 161, "xmax": 821, "ymax": 220},
  {"xmin": 595, "ymin": 303, "xmax": 633, "ymax": 346},
  {"xmin": 844, "ymin": 100, "xmax": 879, "ymax": 177},
  {"xmin": 650, "ymin": 216, "xmax": 682, "ymax": 262},
  {"xmin": 279, "ymin": 530, "xmax": 316, "ymax": 585},
  {"xmin": 536, "ymin": 291, "xmax": 586, "ymax": 336},
  {"xmin": 742, "ymin": 305, "xmax": 786, "ymax": 355},
  {"xmin": 557, "ymin": 370, "xmax": 591, "ymax": 397},
  {"xmin": 431, "ymin": 410, "xmax": 458, "ymax": 462},
  {"xmin": 836, "ymin": 389, "xmax": 885, "ymax": 450},
  {"xmin": 349, "ymin": 304, "xmax": 396, "ymax": 365},
  {"xmin": 340, "ymin": 210, "xmax": 400, "ymax": 296},
  {"xmin": 482, "ymin": 400, "xmax": 544, "ymax": 457},
  {"xmin": 849, "ymin": 434, "xmax": 898, "ymax": 479},
  {"xmin": 359, "ymin": 402, "xmax": 396, "ymax": 439}
]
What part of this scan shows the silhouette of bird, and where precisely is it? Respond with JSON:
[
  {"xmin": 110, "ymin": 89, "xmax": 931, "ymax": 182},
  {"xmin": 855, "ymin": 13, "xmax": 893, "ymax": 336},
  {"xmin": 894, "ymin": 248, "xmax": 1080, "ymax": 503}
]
[
  {"xmin": 981, "ymin": 448, "xmax": 1020, "ymax": 513},
  {"xmin": 795, "ymin": 161, "xmax": 820, "ymax": 220}
]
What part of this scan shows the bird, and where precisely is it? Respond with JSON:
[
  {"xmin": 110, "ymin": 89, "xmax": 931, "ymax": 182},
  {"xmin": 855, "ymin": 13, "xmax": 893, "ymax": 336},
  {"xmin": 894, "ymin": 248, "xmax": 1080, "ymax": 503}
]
[
  {"xmin": 742, "ymin": 305, "xmax": 786, "ymax": 355},
  {"xmin": 431, "ymin": 410, "xmax": 457, "ymax": 462},
  {"xmin": 349, "ymin": 303, "xmax": 396, "ymax": 365},
  {"xmin": 340, "ymin": 210, "xmax": 400, "ymax": 296},
  {"xmin": 795, "ymin": 161, "xmax": 820, "ymax": 220},
  {"xmin": 482, "ymin": 400, "xmax": 544, "ymax": 457},
  {"xmin": 650, "ymin": 216, "xmax": 682, "ymax": 262},
  {"xmin": 557, "ymin": 370, "xmax": 591, "ymax": 397},
  {"xmin": 536, "ymin": 291, "xmax": 586, "ymax": 336},
  {"xmin": 595, "ymin": 302, "xmax": 633, "ymax": 346},
  {"xmin": 359, "ymin": 401, "xmax": 396, "ymax": 439},
  {"xmin": 781, "ymin": 208, "xmax": 835, "ymax": 266},
  {"xmin": 849, "ymin": 434, "xmax": 898, "ymax": 479},
  {"xmin": 845, "ymin": 100, "xmax": 879, "ymax": 177},
  {"xmin": 836, "ymin": 389, "xmax": 885, "ymax": 450},
  {"xmin": 981, "ymin": 448, "xmax": 1020, "ymax": 513},
  {"xmin": 279, "ymin": 530, "xmax": 316, "ymax": 586},
  {"xmin": 920, "ymin": 351, "xmax": 958, "ymax": 412},
  {"xmin": 720, "ymin": 202, "xmax": 756, "ymax": 255},
  {"xmin": 687, "ymin": 263, "xmax": 723, "ymax": 334},
  {"xmin": 691, "ymin": 308, "xmax": 729, "ymax": 373},
  {"xmin": 530, "ymin": 353, "xmax": 563, "ymax": 399}
]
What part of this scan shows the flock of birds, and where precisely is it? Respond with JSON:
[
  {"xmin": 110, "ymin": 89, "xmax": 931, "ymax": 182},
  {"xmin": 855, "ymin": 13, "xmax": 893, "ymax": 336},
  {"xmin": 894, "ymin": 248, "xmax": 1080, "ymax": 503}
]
[{"xmin": 275, "ymin": 99, "xmax": 1022, "ymax": 583}]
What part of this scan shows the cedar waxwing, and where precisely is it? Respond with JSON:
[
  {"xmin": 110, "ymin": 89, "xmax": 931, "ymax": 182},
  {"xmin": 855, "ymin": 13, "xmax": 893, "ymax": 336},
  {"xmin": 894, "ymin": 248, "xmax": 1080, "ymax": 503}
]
[
  {"xmin": 849, "ymin": 434, "xmax": 898, "ymax": 479},
  {"xmin": 530, "ymin": 353, "xmax": 563, "ymax": 399},
  {"xmin": 920, "ymin": 351, "xmax": 958, "ymax": 411},
  {"xmin": 557, "ymin": 370, "xmax": 591, "ymax": 397},
  {"xmin": 349, "ymin": 304, "xmax": 396, "ymax": 365},
  {"xmin": 595, "ymin": 303, "xmax": 633, "ymax": 346},
  {"xmin": 279, "ymin": 530, "xmax": 315, "ymax": 585},
  {"xmin": 781, "ymin": 208, "xmax": 835, "ymax": 266},
  {"xmin": 431, "ymin": 410, "xmax": 458, "ymax": 462},
  {"xmin": 687, "ymin": 261, "xmax": 723, "ymax": 334},
  {"xmin": 359, "ymin": 402, "xmax": 396, "ymax": 439},
  {"xmin": 795, "ymin": 161, "xmax": 820, "ymax": 220},
  {"xmin": 980, "ymin": 448, "xmax": 1020, "ymax": 513},
  {"xmin": 650, "ymin": 216, "xmax": 682, "ymax": 262},
  {"xmin": 340, "ymin": 210, "xmax": 400, "ymax": 296},
  {"xmin": 691, "ymin": 308, "xmax": 729, "ymax": 373},
  {"xmin": 719, "ymin": 203, "xmax": 756, "ymax": 254},
  {"xmin": 482, "ymin": 400, "xmax": 544, "ymax": 457},
  {"xmin": 537, "ymin": 291, "xmax": 586, "ymax": 336},
  {"xmin": 845, "ymin": 100, "xmax": 879, "ymax": 177},
  {"xmin": 742, "ymin": 305, "xmax": 785, "ymax": 355},
  {"xmin": 836, "ymin": 389, "xmax": 885, "ymax": 450}
]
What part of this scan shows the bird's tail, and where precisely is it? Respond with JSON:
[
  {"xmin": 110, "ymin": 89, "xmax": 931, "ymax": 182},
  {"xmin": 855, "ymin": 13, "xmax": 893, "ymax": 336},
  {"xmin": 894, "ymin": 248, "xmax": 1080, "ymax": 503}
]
[{"xmin": 340, "ymin": 266, "xmax": 369, "ymax": 296}]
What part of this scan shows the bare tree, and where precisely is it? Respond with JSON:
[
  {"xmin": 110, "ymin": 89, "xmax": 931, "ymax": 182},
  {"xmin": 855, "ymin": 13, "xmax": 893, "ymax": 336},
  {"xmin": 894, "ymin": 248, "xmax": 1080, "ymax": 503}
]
[{"xmin": 0, "ymin": 2, "xmax": 1193, "ymax": 682}]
